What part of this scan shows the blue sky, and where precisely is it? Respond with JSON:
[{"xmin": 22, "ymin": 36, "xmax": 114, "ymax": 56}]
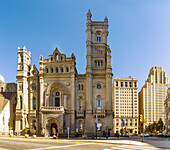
[{"xmin": 0, "ymin": 0, "xmax": 170, "ymax": 90}]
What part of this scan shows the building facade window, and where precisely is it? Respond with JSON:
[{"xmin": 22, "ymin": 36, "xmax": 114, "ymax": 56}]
[
  {"xmin": 101, "ymin": 61, "xmax": 103, "ymax": 66},
  {"xmin": 51, "ymin": 68, "xmax": 53, "ymax": 73},
  {"xmin": 46, "ymin": 68, "xmax": 48, "ymax": 73},
  {"xmin": 56, "ymin": 68, "xmax": 58, "ymax": 73},
  {"xmin": 129, "ymin": 82, "xmax": 132, "ymax": 87},
  {"xmin": 97, "ymin": 96, "xmax": 101, "ymax": 109},
  {"xmin": 1, "ymin": 87, "xmax": 3, "ymax": 92},
  {"xmin": 96, "ymin": 32, "xmax": 101, "ymax": 43},
  {"xmin": 33, "ymin": 97, "xmax": 36, "ymax": 110},
  {"xmin": 20, "ymin": 96, "xmax": 22, "ymax": 109},
  {"xmin": 95, "ymin": 60, "xmax": 97, "ymax": 66},
  {"xmin": 61, "ymin": 67, "xmax": 63, "ymax": 73},
  {"xmin": 55, "ymin": 92, "xmax": 60, "ymax": 107}
]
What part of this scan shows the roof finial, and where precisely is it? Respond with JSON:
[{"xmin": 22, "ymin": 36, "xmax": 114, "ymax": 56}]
[
  {"xmin": 86, "ymin": 9, "xmax": 92, "ymax": 20},
  {"xmin": 104, "ymin": 16, "xmax": 108, "ymax": 22}
]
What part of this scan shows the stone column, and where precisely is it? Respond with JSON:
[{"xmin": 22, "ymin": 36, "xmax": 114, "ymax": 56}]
[
  {"xmin": 39, "ymin": 76, "xmax": 44, "ymax": 107},
  {"xmin": 70, "ymin": 73, "xmax": 75, "ymax": 135}
]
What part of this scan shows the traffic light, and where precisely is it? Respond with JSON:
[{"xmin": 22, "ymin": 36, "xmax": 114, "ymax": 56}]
[
  {"xmin": 140, "ymin": 123, "xmax": 143, "ymax": 126},
  {"xmin": 140, "ymin": 115, "xmax": 143, "ymax": 122}
]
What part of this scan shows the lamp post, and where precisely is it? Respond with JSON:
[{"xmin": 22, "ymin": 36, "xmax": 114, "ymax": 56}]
[{"xmin": 96, "ymin": 114, "xmax": 98, "ymax": 139}]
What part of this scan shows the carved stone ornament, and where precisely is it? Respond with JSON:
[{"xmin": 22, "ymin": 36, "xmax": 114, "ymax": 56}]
[{"xmin": 18, "ymin": 83, "xmax": 23, "ymax": 91}]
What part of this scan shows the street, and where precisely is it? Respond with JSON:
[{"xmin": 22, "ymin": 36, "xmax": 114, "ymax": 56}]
[{"xmin": 0, "ymin": 136, "xmax": 165, "ymax": 150}]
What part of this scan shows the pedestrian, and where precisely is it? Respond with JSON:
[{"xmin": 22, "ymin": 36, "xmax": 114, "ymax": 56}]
[{"xmin": 108, "ymin": 130, "xmax": 110, "ymax": 137}]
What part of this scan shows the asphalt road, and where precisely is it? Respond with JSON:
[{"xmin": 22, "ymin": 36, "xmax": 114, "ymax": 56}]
[{"xmin": 0, "ymin": 138, "xmax": 161, "ymax": 150}]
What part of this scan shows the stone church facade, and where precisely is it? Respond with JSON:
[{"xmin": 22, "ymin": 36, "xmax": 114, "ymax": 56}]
[{"xmin": 15, "ymin": 10, "xmax": 113, "ymax": 137}]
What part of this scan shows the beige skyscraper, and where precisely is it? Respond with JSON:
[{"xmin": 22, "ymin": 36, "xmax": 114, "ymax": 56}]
[
  {"xmin": 112, "ymin": 77, "xmax": 138, "ymax": 134},
  {"xmin": 139, "ymin": 66, "xmax": 168, "ymax": 128},
  {"xmin": 164, "ymin": 84, "xmax": 170, "ymax": 134}
]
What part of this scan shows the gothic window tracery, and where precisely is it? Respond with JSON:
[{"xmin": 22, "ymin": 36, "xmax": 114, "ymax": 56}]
[{"xmin": 96, "ymin": 32, "xmax": 101, "ymax": 43}]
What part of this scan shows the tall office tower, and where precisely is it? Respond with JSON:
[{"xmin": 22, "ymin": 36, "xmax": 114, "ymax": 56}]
[
  {"xmin": 139, "ymin": 66, "xmax": 168, "ymax": 128},
  {"xmin": 164, "ymin": 84, "xmax": 170, "ymax": 134},
  {"xmin": 113, "ymin": 77, "xmax": 138, "ymax": 134}
]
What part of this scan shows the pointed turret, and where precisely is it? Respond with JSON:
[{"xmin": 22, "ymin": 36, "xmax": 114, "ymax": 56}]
[{"xmin": 86, "ymin": 9, "xmax": 92, "ymax": 20}]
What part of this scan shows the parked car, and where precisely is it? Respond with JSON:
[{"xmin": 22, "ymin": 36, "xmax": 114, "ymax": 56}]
[
  {"xmin": 122, "ymin": 133, "xmax": 129, "ymax": 137},
  {"xmin": 161, "ymin": 133, "xmax": 170, "ymax": 138}
]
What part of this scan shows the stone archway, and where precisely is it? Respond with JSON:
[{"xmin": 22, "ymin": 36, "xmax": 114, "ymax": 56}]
[
  {"xmin": 45, "ymin": 118, "xmax": 59, "ymax": 137},
  {"xmin": 45, "ymin": 82, "xmax": 68, "ymax": 107}
]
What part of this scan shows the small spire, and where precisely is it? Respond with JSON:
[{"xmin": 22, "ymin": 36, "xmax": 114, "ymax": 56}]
[
  {"xmin": 86, "ymin": 9, "xmax": 92, "ymax": 19},
  {"xmin": 18, "ymin": 46, "xmax": 20, "ymax": 49},
  {"xmin": 104, "ymin": 16, "xmax": 108, "ymax": 22},
  {"xmin": 23, "ymin": 46, "xmax": 26, "ymax": 50}
]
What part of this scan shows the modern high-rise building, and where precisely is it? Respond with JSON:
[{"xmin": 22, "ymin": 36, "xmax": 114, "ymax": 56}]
[
  {"xmin": 165, "ymin": 84, "xmax": 170, "ymax": 134},
  {"xmin": 15, "ymin": 10, "xmax": 113, "ymax": 137},
  {"xmin": 112, "ymin": 77, "xmax": 138, "ymax": 134},
  {"xmin": 139, "ymin": 66, "xmax": 168, "ymax": 128}
]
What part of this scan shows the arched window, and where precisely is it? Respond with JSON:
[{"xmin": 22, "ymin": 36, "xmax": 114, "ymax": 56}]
[
  {"xmin": 20, "ymin": 96, "xmax": 22, "ymax": 109},
  {"xmin": 61, "ymin": 67, "xmax": 63, "ymax": 73},
  {"xmin": 101, "ymin": 60, "xmax": 103, "ymax": 66},
  {"xmin": 98, "ymin": 61, "xmax": 100, "ymax": 66},
  {"xmin": 33, "ymin": 97, "xmax": 36, "ymax": 110},
  {"xmin": 32, "ymin": 120, "xmax": 36, "ymax": 130},
  {"xmin": 81, "ymin": 84, "xmax": 83, "ymax": 90},
  {"xmin": 21, "ymin": 56, "xmax": 23, "ymax": 62},
  {"xmin": 97, "ymin": 96, "xmax": 101, "ymax": 110},
  {"xmin": 78, "ymin": 84, "xmax": 80, "ymax": 90},
  {"xmin": 56, "ymin": 54, "xmax": 58, "ymax": 60},
  {"xmin": 1, "ymin": 87, "xmax": 3, "ymax": 92},
  {"xmin": 66, "ymin": 67, "xmax": 69, "ymax": 72},
  {"xmin": 46, "ymin": 68, "xmax": 48, "ymax": 73},
  {"xmin": 51, "ymin": 68, "xmax": 53, "ymax": 73},
  {"xmin": 32, "ymin": 83, "xmax": 36, "ymax": 90},
  {"xmin": 79, "ymin": 120, "xmax": 83, "ymax": 131},
  {"xmin": 95, "ymin": 60, "xmax": 97, "ymax": 66},
  {"xmin": 55, "ymin": 92, "xmax": 60, "ymax": 107},
  {"xmin": 96, "ymin": 32, "xmax": 101, "ymax": 43},
  {"xmin": 61, "ymin": 57, "xmax": 63, "ymax": 61},
  {"xmin": 51, "ymin": 57, "xmax": 53, "ymax": 61},
  {"xmin": 56, "ymin": 68, "xmax": 58, "ymax": 73}
]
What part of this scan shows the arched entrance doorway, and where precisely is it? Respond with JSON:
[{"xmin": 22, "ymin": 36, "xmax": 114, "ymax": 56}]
[
  {"xmin": 45, "ymin": 118, "xmax": 59, "ymax": 137},
  {"xmin": 50, "ymin": 123, "xmax": 58, "ymax": 136}
]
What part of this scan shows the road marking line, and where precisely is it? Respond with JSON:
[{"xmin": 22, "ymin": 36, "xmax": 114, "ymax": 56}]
[
  {"xmin": 56, "ymin": 141, "xmax": 61, "ymax": 143},
  {"xmin": 75, "ymin": 142, "xmax": 80, "ymax": 144},
  {"xmin": 116, "ymin": 145, "xmax": 158, "ymax": 149},
  {"xmin": 27, "ymin": 143, "xmax": 94, "ymax": 150}
]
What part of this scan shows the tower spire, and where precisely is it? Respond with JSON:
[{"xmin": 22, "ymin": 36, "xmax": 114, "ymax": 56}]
[{"xmin": 86, "ymin": 9, "xmax": 92, "ymax": 20}]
